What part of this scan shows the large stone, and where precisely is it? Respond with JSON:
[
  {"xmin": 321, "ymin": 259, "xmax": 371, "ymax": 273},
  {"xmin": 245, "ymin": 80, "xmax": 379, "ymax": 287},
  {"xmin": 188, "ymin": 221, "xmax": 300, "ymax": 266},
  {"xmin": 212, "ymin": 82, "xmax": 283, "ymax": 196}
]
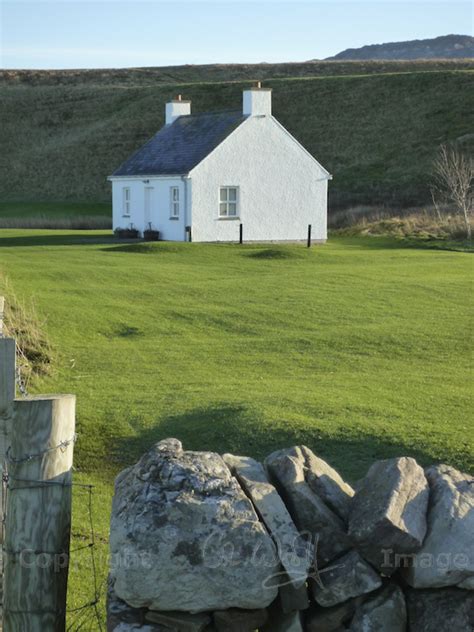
[
  {"xmin": 279, "ymin": 580, "xmax": 309, "ymax": 614},
  {"xmin": 404, "ymin": 464, "xmax": 474, "ymax": 588},
  {"xmin": 406, "ymin": 587, "xmax": 474, "ymax": 631},
  {"xmin": 145, "ymin": 611, "xmax": 211, "ymax": 631},
  {"xmin": 109, "ymin": 439, "xmax": 279, "ymax": 613},
  {"xmin": 261, "ymin": 603, "xmax": 304, "ymax": 632},
  {"xmin": 348, "ymin": 584, "xmax": 406, "ymax": 631},
  {"xmin": 223, "ymin": 453, "xmax": 312, "ymax": 588},
  {"xmin": 265, "ymin": 446, "xmax": 351, "ymax": 565},
  {"xmin": 213, "ymin": 607, "xmax": 268, "ymax": 631},
  {"xmin": 311, "ymin": 550, "xmax": 382, "ymax": 607},
  {"xmin": 299, "ymin": 446, "xmax": 354, "ymax": 522},
  {"xmin": 107, "ymin": 578, "xmax": 149, "ymax": 631},
  {"xmin": 348, "ymin": 457, "xmax": 429, "ymax": 574},
  {"xmin": 305, "ymin": 599, "xmax": 361, "ymax": 632}
]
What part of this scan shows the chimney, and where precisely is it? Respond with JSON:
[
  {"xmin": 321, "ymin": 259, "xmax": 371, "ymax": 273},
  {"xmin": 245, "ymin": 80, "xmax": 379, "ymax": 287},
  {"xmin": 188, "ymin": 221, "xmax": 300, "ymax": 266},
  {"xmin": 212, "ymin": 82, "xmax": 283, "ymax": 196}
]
[
  {"xmin": 243, "ymin": 81, "xmax": 272, "ymax": 117},
  {"xmin": 165, "ymin": 94, "xmax": 191, "ymax": 125}
]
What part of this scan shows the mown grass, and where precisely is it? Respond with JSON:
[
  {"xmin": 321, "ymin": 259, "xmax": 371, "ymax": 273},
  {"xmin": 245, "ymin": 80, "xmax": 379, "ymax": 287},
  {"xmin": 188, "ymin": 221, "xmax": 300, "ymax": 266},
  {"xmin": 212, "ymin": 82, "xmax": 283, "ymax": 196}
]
[
  {"xmin": 0, "ymin": 230, "xmax": 472, "ymax": 625},
  {"xmin": 1, "ymin": 65, "xmax": 473, "ymax": 208}
]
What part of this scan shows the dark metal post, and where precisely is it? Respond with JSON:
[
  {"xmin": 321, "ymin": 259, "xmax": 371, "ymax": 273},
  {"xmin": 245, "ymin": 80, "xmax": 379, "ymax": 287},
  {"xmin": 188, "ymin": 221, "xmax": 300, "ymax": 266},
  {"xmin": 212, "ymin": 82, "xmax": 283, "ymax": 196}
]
[
  {"xmin": 307, "ymin": 224, "xmax": 312, "ymax": 248},
  {"xmin": 239, "ymin": 223, "xmax": 243, "ymax": 245}
]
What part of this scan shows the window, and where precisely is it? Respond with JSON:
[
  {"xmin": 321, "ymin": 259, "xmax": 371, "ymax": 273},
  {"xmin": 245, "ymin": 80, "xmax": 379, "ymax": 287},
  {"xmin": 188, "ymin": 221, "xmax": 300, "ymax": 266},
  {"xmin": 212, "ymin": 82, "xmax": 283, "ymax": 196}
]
[
  {"xmin": 219, "ymin": 187, "xmax": 238, "ymax": 217},
  {"xmin": 170, "ymin": 186, "xmax": 180, "ymax": 218},
  {"xmin": 122, "ymin": 187, "xmax": 131, "ymax": 216}
]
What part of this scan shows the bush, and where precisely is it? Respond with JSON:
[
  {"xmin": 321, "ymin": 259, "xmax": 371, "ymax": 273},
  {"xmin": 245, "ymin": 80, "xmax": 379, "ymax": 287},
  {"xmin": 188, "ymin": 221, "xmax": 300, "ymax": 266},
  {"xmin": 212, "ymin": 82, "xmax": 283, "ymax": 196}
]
[
  {"xmin": 143, "ymin": 229, "xmax": 160, "ymax": 241},
  {"xmin": 114, "ymin": 227, "xmax": 140, "ymax": 239}
]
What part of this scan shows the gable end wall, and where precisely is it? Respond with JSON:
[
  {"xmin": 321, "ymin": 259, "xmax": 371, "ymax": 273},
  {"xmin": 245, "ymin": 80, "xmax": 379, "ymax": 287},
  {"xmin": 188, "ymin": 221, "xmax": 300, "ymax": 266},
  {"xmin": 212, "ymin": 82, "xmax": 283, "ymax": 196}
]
[{"xmin": 189, "ymin": 116, "xmax": 328, "ymax": 242}]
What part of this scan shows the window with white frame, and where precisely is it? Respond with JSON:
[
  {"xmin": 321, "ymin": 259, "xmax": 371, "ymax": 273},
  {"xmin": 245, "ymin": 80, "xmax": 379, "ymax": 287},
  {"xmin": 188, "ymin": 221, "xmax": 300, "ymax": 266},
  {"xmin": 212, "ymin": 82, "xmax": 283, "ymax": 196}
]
[
  {"xmin": 170, "ymin": 186, "xmax": 180, "ymax": 218},
  {"xmin": 122, "ymin": 187, "xmax": 131, "ymax": 216},
  {"xmin": 219, "ymin": 187, "xmax": 238, "ymax": 217}
]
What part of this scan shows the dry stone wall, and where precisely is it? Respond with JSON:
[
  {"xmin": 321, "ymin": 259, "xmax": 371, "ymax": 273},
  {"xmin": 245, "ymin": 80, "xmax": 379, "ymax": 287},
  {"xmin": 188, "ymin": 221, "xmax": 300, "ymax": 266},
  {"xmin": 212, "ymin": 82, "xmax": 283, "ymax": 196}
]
[{"xmin": 107, "ymin": 439, "xmax": 474, "ymax": 632}]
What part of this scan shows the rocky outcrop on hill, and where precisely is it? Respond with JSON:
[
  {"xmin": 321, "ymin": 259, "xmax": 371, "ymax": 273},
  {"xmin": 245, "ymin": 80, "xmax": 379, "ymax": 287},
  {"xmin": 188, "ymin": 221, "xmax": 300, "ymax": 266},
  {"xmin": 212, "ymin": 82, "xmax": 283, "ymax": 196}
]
[
  {"xmin": 325, "ymin": 34, "xmax": 474, "ymax": 61},
  {"xmin": 108, "ymin": 440, "xmax": 473, "ymax": 631}
]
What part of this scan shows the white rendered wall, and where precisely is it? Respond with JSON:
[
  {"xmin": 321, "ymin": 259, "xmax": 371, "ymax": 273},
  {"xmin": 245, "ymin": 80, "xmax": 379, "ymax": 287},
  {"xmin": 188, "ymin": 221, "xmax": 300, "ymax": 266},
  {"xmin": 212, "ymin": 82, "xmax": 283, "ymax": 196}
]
[
  {"xmin": 243, "ymin": 89, "xmax": 272, "ymax": 116},
  {"xmin": 189, "ymin": 116, "xmax": 329, "ymax": 243},
  {"xmin": 165, "ymin": 100, "xmax": 191, "ymax": 125},
  {"xmin": 111, "ymin": 177, "xmax": 188, "ymax": 240}
]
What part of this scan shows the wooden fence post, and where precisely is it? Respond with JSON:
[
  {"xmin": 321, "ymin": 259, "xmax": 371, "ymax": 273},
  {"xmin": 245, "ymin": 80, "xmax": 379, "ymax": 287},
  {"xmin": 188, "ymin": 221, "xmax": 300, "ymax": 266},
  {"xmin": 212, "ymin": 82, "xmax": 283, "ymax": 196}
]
[
  {"xmin": 0, "ymin": 298, "xmax": 16, "ymax": 628},
  {"xmin": 0, "ymin": 297, "xmax": 76, "ymax": 632}
]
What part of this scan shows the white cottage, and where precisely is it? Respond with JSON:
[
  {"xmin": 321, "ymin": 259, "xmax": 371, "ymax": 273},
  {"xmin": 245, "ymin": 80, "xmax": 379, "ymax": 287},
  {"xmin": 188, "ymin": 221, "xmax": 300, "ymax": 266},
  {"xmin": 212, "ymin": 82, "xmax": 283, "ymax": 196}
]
[{"xmin": 109, "ymin": 84, "xmax": 331, "ymax": 243}]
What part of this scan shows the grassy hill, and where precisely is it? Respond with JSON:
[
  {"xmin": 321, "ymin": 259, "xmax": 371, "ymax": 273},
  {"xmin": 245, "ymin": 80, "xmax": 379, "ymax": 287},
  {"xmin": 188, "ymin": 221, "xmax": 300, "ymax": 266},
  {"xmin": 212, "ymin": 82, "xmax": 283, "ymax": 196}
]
[
  {"xmin": 1, "ymin": 60, "xmax": 473, "ymax": 214},
  {"xmin": 0, "ymin": 230, "xmax": 472, "ymax": 623}
]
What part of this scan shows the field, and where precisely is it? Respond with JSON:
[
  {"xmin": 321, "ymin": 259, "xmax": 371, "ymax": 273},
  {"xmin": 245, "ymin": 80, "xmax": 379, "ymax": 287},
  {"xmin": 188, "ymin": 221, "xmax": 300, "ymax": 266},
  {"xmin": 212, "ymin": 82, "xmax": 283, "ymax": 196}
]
[
  {"xmin": 0, "ymin": 229, "xmax": 472, "ymax": 624},
  {"xmin": 1, "ymin": 60, "xmax": 473, "ymax": 214}
]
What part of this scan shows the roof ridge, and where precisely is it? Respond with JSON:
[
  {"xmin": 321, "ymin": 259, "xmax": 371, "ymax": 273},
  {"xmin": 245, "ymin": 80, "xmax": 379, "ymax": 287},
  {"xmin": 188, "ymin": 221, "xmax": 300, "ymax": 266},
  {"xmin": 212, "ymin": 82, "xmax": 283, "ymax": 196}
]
[{"xmin": 179, "ymin": 108, "xmax": 242, "ymax": 118}]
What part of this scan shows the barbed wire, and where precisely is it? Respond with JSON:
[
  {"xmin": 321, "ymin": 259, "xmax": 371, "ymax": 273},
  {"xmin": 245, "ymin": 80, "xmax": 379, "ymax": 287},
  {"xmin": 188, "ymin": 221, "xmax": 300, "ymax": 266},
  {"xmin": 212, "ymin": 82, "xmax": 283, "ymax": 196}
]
[{"xmin": 5, "ymin": 434, "xmax": 77, "ymax": 464}]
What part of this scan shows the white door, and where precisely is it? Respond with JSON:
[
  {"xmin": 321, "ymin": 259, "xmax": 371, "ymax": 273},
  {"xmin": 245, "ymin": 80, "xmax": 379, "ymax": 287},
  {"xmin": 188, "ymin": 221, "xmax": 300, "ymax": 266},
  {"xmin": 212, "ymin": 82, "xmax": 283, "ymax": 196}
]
[{"xmin": 144, "ymin": 187, "xmax": 154, "ymax": 229}]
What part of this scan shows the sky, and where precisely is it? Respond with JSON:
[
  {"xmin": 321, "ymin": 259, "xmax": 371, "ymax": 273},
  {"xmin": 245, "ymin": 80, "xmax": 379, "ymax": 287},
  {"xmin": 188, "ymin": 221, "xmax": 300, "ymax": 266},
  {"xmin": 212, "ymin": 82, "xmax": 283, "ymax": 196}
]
[{"xmin": 1, "ymin": 0, "xmax": 472, "ymax": 69}]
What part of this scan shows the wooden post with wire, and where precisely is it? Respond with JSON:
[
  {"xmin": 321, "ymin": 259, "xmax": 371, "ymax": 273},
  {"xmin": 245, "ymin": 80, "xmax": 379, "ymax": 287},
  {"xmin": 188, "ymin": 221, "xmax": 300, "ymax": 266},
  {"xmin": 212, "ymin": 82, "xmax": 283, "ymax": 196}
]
[{"xmin": 0, "ymin": 297, "xmax": 76, "ymax": 632}]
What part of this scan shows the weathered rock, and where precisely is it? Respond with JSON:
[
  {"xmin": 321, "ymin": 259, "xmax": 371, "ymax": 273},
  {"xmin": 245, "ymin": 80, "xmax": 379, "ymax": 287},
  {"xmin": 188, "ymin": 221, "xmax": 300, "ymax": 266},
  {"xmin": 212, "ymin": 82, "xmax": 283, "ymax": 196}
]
[
  {"xmin": 406, "ymin": 587, "xmax": 474, "ymax": 631},
  {"xmin": 279, "ymin": 580, "xmax": 310, "ymax": 614},
  {"xmin": 109, "ymin": 439, "xmax": 279, "ymax": 613},
  {"xmin": 265, "ymin": 446, "xmax": 351, "ymax": 565},
  {"xmin": 107, "ymin": 579, "xmax": 148, "ymax": 631},
  {"xmin": 348, "ymin": 584, "xmax": 406, "ymax": 631},
  {"xmin": 459, "ymin": 576, "xmax": 474, "ymax": 589},
  {"xmin": 404, "ymin": 464, "xmax": 474, "ymax": 588},
  {"xmin": 223, "ymin": 453, "xmax": 312, "ymax": 589},
  {"xmin": 261, "ymin": 602, "xmax": 304, "ymax": 632},
  {"xmin": 305, "ymin": 599, "xmax": 361, "ymax": 631},
  {"xmin": 348, "ymin": 457, "xmax": 429, "ymax": 574},
  {"xmin": 299, "ymin": 446, "xmax": 354, "ymax": 522},
  {"xmin": 312, "ymin": 550, "xmax": 382, "ymax": 607},
  {"xmin": 145, "ymin": 610, "xmax": 211, "ymax": 631},
  {"xmin": 213, "ymin": 607, "xmax": 268, "ymax": 631}
]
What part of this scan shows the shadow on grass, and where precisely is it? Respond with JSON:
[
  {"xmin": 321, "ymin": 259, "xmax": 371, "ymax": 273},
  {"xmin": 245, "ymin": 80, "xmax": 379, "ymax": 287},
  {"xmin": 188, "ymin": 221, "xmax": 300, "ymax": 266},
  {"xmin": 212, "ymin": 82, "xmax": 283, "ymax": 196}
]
[
  {"xmin": 0, "ymin": 232, "xmax": 114, "ymax": 248},
  {"xmin": 102, "ymin": 242, "xmax": 188, "ymax": 254},
  {"xmin": 111, "ymin": 404, "xmax": 451, "ymax": 483},
  {"xmin": 244, "ymin": 247, "xmax": 304, "ymax": 260}
]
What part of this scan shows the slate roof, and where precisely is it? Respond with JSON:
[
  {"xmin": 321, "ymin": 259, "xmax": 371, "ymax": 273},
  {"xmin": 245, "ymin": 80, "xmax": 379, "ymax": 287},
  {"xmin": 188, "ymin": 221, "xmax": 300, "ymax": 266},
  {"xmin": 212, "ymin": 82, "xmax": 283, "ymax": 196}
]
[{"xmin": 112, "ymin": 110, "xmax": 246, "ymax": 177}]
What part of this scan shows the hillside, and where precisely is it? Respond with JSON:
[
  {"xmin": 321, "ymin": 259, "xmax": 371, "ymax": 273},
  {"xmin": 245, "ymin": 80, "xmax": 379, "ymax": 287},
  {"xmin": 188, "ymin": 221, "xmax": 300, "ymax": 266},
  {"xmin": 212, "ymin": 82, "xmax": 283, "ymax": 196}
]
[
  {"xmin": 1, "ymin": 60, "xmax": 473, "ymax": 209},
  {"xmin": 326, "ymin": 34, "xmax": 474, "ymax": 61}
]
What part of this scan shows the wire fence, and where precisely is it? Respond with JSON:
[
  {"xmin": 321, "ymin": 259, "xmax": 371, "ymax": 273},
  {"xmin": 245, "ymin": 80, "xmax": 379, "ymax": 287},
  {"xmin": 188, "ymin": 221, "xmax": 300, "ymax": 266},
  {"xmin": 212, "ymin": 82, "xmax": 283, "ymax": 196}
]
[
  {"xmin": 66, "ymin": 483, "xmax": 104, "ymax": 632},
  {"xmin": 1, "ymin": 308, "xmax": 105, "ymax": 631},
  {"xmin": 2, "ymin": 471, "xmax": 105, "ymax": 631}
]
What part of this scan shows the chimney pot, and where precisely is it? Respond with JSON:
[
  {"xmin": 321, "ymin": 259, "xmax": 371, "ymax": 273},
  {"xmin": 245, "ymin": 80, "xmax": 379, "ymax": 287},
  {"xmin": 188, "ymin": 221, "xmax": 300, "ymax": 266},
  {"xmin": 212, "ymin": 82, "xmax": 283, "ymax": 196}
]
[{"xmin": 255, "ymin": 81, "xmax": 261, "ymax": 89}]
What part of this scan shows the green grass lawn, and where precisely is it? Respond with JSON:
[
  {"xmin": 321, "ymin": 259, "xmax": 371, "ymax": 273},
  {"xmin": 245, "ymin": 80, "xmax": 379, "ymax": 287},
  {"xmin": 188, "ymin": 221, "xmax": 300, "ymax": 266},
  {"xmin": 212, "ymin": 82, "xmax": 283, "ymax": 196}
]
[{"xmin": 0, "ymin": 230, "xmax": 472, "ymax": 625}]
